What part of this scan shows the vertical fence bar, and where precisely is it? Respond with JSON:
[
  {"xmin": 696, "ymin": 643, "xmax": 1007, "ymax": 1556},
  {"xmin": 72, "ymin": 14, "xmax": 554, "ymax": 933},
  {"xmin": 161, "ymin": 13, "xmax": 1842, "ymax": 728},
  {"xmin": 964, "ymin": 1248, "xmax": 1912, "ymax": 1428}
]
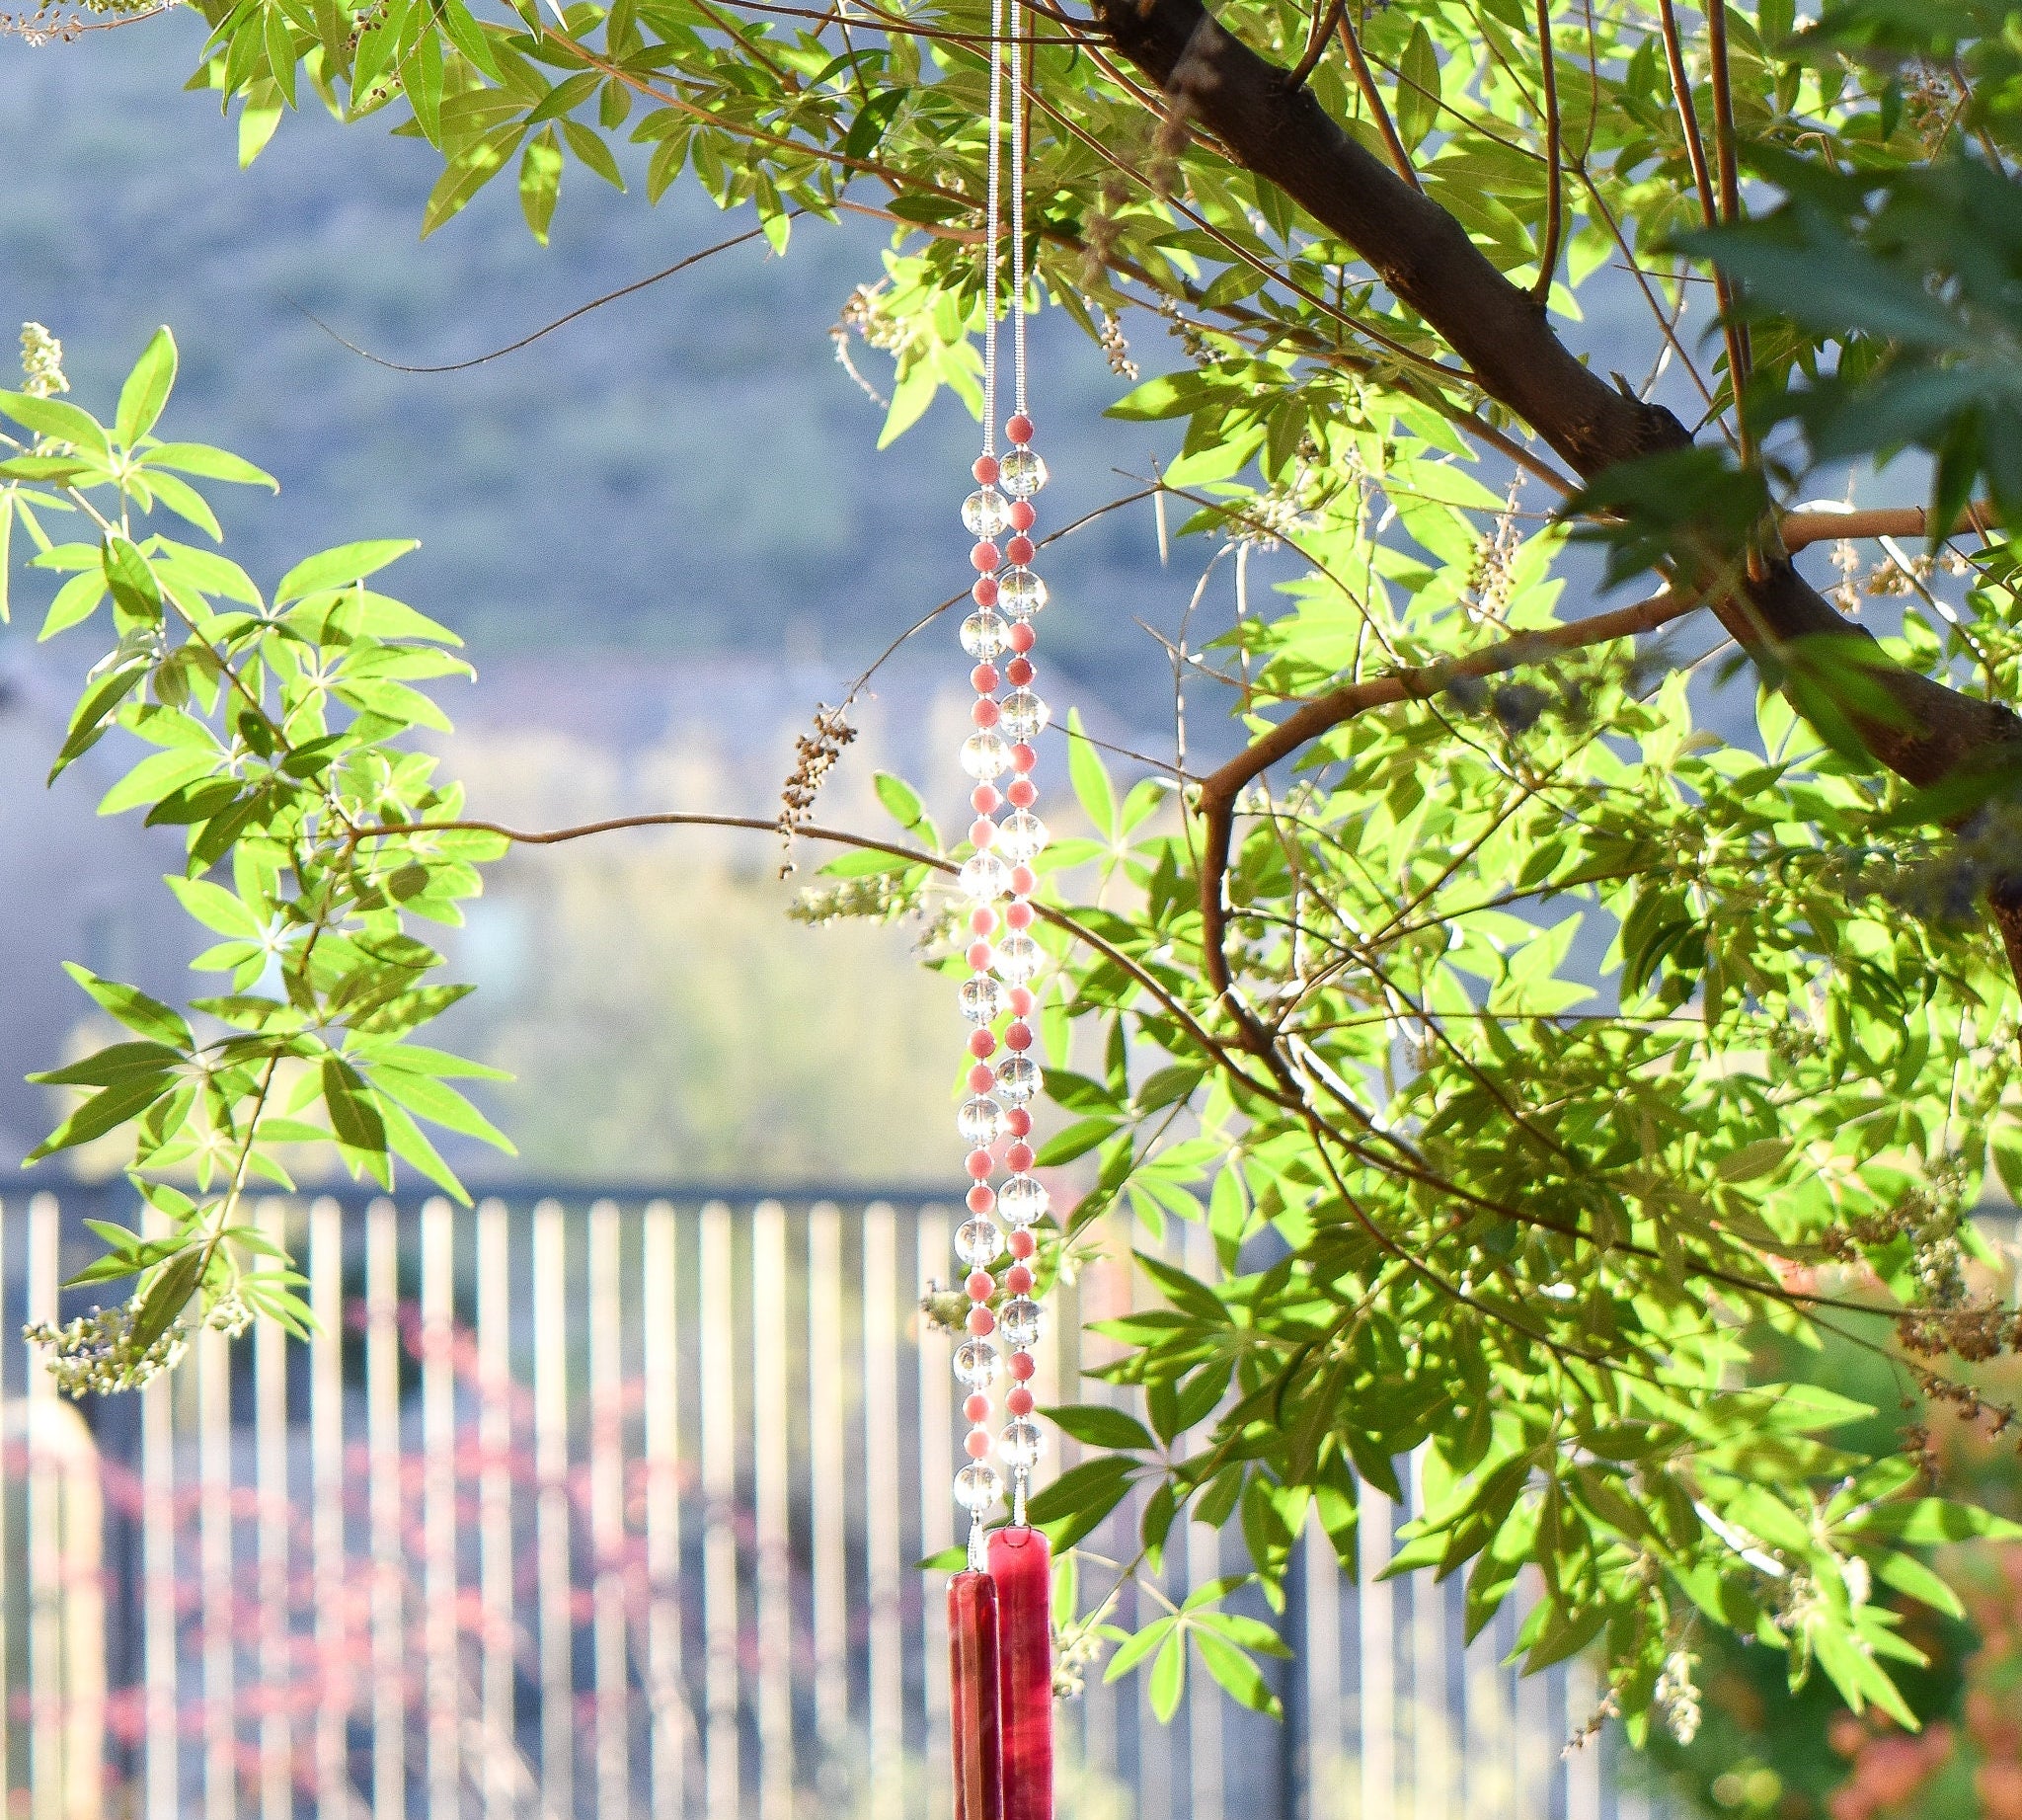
[
  {"xmin": 808, "ymin": 1203, "xmax": 849, "ymax": 1804},
  {"xmin": 309, "ymin": 1199, "xmax": 347, "ymax": 1814},
  {"xmin": 751, "ymin": 1202, "xmax": 794, "ymax": 1820},
  {"xmin": 255, "ymin": 1200, "xmax": 293, "ymax": 1820},
  {"xmin": 198, "ymin": 1313, "xmax": 235, "ymax": 1820},
  {"xmin": 1359, "ymin": 1481, "xmax": 1395, "ymax": 1820},
  {"xmin": 698, "ymin": 1202, "xmax": 740, "ymax": 1819},
  {"xmin": 532, "ymin": 1199, "xmax": 575, "ymax": 1819},
  {"xmin": 421, "ymin": 1198, "xmax": 460, "ymax": 1820},
  {"xmin": 915, "ymin": 1208, "xmax": 953, "ymax": 1787},
  {"xmin": 863, "ymin": 1203, "xmax": 904, "ymax": 1819},
  {"xmin": 588, "ymin": 1201, "xmax": 629, "ymax": 1820},
  {"xmin": 1303, "ymin": 1513, "xmax": 1345, "ymax": 1820},
  {"xmin": 0, "ymin": 1203, "xmax": 9, "ymax": 1812},
  {"xmin": 1516, "ymin": 1580, "xmax": 1551, "ymax": 1817},
  {"xmin": 1463, "ymin": 1592, "xmax": 1513, "ymax": 1819},
  {"xmin": 474, "ymin": 1199, "xmax": 514, "ymax": 1811},
  {"xmin": 25, "ymin": 1195, "xmax": 60, "ymax": 1820},
  {"xmin": 640, "ymin": 1200, "xmax": 687, "ymax": 1820},
  {"xmin": 1567, "ymin": 1660, "xmax": 1601, "ymax": 1820},
  {"xmin": 1411, "ymin": 1450, "xmax": 1452, "ymax": 1820},
  {"xmin": 1183, "ymin": 1221, "xmax": 1222, "ymax": 1820},
  {"xmin": 367, "ymin": 1199, "xmax": 407, "ymax": 1820}
]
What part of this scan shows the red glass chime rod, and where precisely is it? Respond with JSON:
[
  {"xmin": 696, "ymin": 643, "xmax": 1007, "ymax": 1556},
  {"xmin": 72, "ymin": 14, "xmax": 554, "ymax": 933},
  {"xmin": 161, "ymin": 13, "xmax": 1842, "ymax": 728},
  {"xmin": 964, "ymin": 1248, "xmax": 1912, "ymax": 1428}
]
[
  {"xmin": 988, "ymin": 1525, "xmax": 1054, "ymax": 1820},
  {"xmin": 950, "ymin": 1568, "xmax": 1006, "ymax": 1820}
]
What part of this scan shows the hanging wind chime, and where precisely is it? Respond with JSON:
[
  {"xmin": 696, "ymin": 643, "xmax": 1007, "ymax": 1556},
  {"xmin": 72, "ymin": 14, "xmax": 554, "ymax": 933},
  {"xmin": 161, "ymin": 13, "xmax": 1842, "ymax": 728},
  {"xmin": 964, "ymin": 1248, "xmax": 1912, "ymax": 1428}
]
[{"xmin": 946, "ymin": 0, "xmax": 1054, "ymax": 1811}]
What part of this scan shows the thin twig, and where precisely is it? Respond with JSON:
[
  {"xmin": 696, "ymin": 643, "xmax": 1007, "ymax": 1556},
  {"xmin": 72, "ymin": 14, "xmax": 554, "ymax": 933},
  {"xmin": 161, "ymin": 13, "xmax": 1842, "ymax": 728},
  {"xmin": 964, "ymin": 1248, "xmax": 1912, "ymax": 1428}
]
[
  {"xmin": 1529, "ymin": 0, "xmax": 1564, "ymax": 304},
  {"xmin": 1336, "ymin": 7, "xmax": 1422, "ymax": 193},
  {"xmin": 1283, "ymin": 0, "xmax": 1346, "ymax": 92}
]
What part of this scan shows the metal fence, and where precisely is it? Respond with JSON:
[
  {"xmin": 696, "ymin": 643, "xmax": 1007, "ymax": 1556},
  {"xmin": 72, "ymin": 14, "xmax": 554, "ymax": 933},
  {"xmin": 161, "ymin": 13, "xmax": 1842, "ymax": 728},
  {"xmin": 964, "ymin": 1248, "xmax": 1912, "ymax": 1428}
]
[{"xmin": 1, "ymin": 1189, "xmax": 1639, "ymax": 1820}]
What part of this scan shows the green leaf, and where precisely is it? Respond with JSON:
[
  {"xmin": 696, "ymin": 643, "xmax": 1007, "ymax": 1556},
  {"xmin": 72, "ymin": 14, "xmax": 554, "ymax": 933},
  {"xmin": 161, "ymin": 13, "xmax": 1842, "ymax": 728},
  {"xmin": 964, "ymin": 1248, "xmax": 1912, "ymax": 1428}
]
[
  {"xmin": 142, "ymin": 443, "xmax": 278, "ymax": 490},
  {"xmin": 1045, "ymin": 1404, "xmax": 1156, "ymax": 1450},
  {"xmin": 103, "ymin": 535, "xmax": 162, "ymax": 621},
  {"xmin": 116, "ymin": 329, "xmax": 178, "ymax": 446},
  {"xmin": 519, "ymin": 129, "xmax": 564, "ymax": 245},
  {"xmin": 129, "ymin": 1246, "xmax": 207, "ymax": 1353},
  {"xmin": 27, "ymin": 1069, "xmax": 181, "ymax": 1161},
  {"xmin": 875, "ymin": 770, "xmax": 927, "ymax": 831},
  {"xmin": 276, "ymin": 539, "xmax": 421, "ymax": 601},
  {"xmin": 1147, "ymin": 1627, "xmax": 1187, "ymax": 1721},
  {"xmin": 1193, "ymin": 1628, "xmax": 1283, "ymax": 1717},
  {"xmin": 61, "ymin": 963, "xmax": 193, "ymax": 1047},
  {"xmin": 321, "ymin": 1055, "xmax": 388, "ymax": 1153},
  {"xmin": 1066, "ymin": 708, "xmax": 1117, "ymax": 839},
  {"xmin": 1394, "ymin": 22, "xmax": 1442, "ymax": 153},
  {"xmin": 0, "ymin": 391, "xmax": 110, "ymax": 456}
]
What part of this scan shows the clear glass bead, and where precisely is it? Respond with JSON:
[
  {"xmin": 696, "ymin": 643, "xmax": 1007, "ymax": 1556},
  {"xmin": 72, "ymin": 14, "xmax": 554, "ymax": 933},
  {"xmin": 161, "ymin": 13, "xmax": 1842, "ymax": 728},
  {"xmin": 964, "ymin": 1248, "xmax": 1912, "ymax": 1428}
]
[
  {"xmin": 997, "ymin": 567, "xmax": 1049, "ymax": 619},
  {"xmin": 999, "ymin": 689, "xmax": 1050, "ymax": 742},
  {"xmin": 1000, "ymin": 447, "xmax": 1049, "ymax": 499},
  {"xmin": 959, "ymin": 852, "xmax": 1011, "ymax": 902},
  {"xmin": 962, "ymin": 609, "xmax": 1009, "ymax": 661},
  {"xmin": 998, "ymin": 1173, "xmax": 1050, "ymax": 1227},
  {"xmin": 961, "ymin": 731, "xmax": 1010, "ymax": 779},
  {"xmin": 958, "ymin": 1096, "xmax": 1004, "ymax": 1147},
  {"xmin": 992, "ymin": 933, "xmax": 1041, "ymax": 985},
  {"xmin": 955, "ymin": 1461, "xmax": 1003, "ymax": 1510},
  {"xmin": 956, "ymin": 1217, "xmax": 1003, "ymax": 1266},
  {"xmin": 963, "ymin": 487, "xmax": 1013, "ymax": 536},
  {"xmin": 999, "ymin": 1419, "xmax": 1045, "ymax": 1470},
  {"xmin": 999, "ymin": 1296, "xmax": 1043, "ymax": 1347},
  {"xmin": 996, "ymin": 810, "xmax": 1049, "ymax": 863},
  {"xmin": 995, "ymin": 1055, "xmax": 1042, "ymax": 1105},
  {"xmin": 954, "ymin": 1337, "xmax": 999, "ymax": 1386},
  {"xmin": 961, "ymin": 976, "xmax": 1006, "ymax": 1025}
]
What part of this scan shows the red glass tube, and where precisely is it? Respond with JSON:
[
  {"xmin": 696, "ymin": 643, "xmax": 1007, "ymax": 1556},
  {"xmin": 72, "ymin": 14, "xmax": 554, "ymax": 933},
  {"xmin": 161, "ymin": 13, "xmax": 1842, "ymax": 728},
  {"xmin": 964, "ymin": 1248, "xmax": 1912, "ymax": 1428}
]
[
  {"xmin": 949, "ymin": 1569, "xmax": 1004, "ymax": 1820},
  {"xmin": 988, "ymin": 1526, "xmax": 1053, "ymax": 1820}
]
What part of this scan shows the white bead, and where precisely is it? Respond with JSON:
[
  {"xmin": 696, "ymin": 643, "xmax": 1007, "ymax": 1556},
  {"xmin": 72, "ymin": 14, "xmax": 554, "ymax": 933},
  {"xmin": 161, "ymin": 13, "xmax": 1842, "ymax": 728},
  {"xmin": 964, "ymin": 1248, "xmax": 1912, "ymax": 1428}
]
[
  {"xmin": 994, "ymin": 1055, "xmax": 1042, "ymax": 1105},
  {"xmin": 999, "ymin": 1419, "xmax": 1044, "ymax": 1470},
  {"xmin": 955, "ymin": 1462, "xmax": 1003, "ymax": 1510},
  {"xmin": 961, "ymin": 732, "xmax": 1011, "ymax": 779},
  {"xmin": 961, "ymin": 976, "xmax": 1007, "ymax": 1025},
  {"xmin": 954, "ymin": 1337, "xmax": 999, "ymax": 1385},
  {"xmin": 957, "ymin": 1218, "xmax": 1003, "ymax": 1265},
  {"xmin": 996, "ymin": 810, "xmax": 1049, "ymax": 863},
  {"xmin": 963, "ymin": 487, "xmax": 1013, "ymax": 536},
  {"xmin": 998, "ymin": 567, "xmax": 1048, "ymax": 619},
  {"xmin": 962, "ymin": 610, "xmax": 1009, "ymax": 661},
  {"xmin": 958, "ymin": 1096, "xmax": 1004, "ymax": 1146},
  {"xmin": 959, "ymin": 852, "xmax": 1011, "ymax": 902},
  {"xmin": 999, "ymin": 689, "xmax": 1050, "ymax": 742},
  {"xmin": 1000, "ymin": 447, "xmax": 1049, "ymax": 499},
  {"xmin": 992, "ymin": 933, "xmax": 1041, "ymax": 984},
  {"xmin": 998, "ymin": 1173, "xmax": 1050, "ymax": 1226},
  {"xmin": 999, "ymin": 1296, "xmax": 1043, "ymax": 1347}
]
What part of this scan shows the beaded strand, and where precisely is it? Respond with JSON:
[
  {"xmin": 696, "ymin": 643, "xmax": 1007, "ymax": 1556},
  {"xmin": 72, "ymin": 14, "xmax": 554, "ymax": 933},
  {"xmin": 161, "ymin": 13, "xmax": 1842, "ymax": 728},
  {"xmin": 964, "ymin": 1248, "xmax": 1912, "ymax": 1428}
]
[{"xmin": 951, "ymin": 0, "xmax": 1052, "ymax": 1565}]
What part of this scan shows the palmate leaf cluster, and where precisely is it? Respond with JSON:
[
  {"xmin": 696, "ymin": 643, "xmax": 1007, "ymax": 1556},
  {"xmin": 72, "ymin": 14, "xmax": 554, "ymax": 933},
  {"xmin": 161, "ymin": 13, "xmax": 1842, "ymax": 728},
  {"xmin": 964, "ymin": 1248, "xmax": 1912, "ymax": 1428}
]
[
  {"xmin": 2, "ymin": 328, "xmax": 510, "ymax": 1366},
  {"xmin": 18, "ymin": 0, "xmax": 2022, "ymax": 1755}
]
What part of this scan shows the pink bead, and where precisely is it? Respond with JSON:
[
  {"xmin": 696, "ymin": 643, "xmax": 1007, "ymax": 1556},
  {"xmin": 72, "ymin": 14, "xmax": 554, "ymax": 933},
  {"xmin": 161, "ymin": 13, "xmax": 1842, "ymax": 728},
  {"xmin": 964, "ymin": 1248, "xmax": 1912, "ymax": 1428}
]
[
  {"xmin": 968, "ymin": 1182, "xmax": 996, "ymax": 1212},
  {"xmin": 969, "ymin": 1029, "xmax": 996, "ymax": 1059},
  {"xmin": 972, "ymin": 818, "xmax": 997, "ymax": 849},
  {"xmin": 968, "ymin": 1269, "xmax": 995, "ymax": 1300},
  {"xmin": 1008, "ymin": 1350, "xmax": 1036, "ymax": 1382},
  {"xmin": 1009, "ymin": 500, "xmax": 1036, "ymax": 531},
  {"xmin": 1007, "ymin": 1385, "xmax": 1035, "ymax": 1416},
  {"xmin": 973, "ymin": 454, "xmax": 1000, "ymax": 484},
  {"xmin": 972, "ymin": 541, "xmax": 1000, "ymax": 573},
  {"xmin": 1004, "ymin": 1264, "xmax": 1034, "ymax": 1296},
  {"xmin": 1008, "ymin": 986, "xmax": 1035, "ymax": 1017},
  {"xmin": 1005, "ymin": 535, "xmax": 1034, "ymax": 565},
  {"xmin": 965, "ymin": 1391, "xmax": 991, "ymax": 1422},
  {"xmin": 1005, "ymin": 1021, "xmax": 1033, "ymax": 1053},
  {"xmin": 1005, "ymin": 1108, "xmax": 1033, "ymax": 1140},
  {"xmin": 967, "ymin": 1149, "xmax": 994, "ymax": 1179},
  {"xmin": 968, "ymin": 1064, "xmax": 996, "ymax": 1094},
  {"xmin": 1008, "ymin": 1227, "xmax": 1036, "ymax": 1259},
  {"xmin": 973, "ymin": 576, "xmax": 999, "ymax": 606},
  {"xmin": 972, "ymin": 664, "xmax": 999, "ymax": 693},
  {"xmin": 1008, "ymin": 621, "xmax": 1036, "ymax": 653},
  {"xmin": 968, "ymin": 940, "xmax": 994, "ymax": 971},
  {"xmin": 1011, "ymin": 744, "xmax": 1037, "ymax": 772},
  {"xmin": 968, "ymin": 1305, "xmax": 996, "ymax": 1337},
  {"xmin": 1006, "ymin": 658, "xmax": 1034, "ymax": 686},
  {"xmin": 1010, "ymin": 865, "xmax": 1038, "ymax": 895},
  {"xmin": 1006, "ymin": 1142, "xmax": 1033, "ymax": 1171},
  {"xmin": 966, "ymin": 1427, "xmax": 992, "ymax": 1458},
  {"xmin": 1007, "ymin": 778, "xmax": 1037, "ymax": 808},
  {"xmin": 1006, "ymin": 903, "xmax": 1034, "ymax": 931},
  {"xmin": 971, "ymin": 907, "xmax": 996, "ymax": 936},
  {"xmin": 1007, "ymin": 414, "xmax": 1034, "ymax": 445},
  {"xmin": 972, "ymin": 698, "xmax": 1000, "ymax": 728}
]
